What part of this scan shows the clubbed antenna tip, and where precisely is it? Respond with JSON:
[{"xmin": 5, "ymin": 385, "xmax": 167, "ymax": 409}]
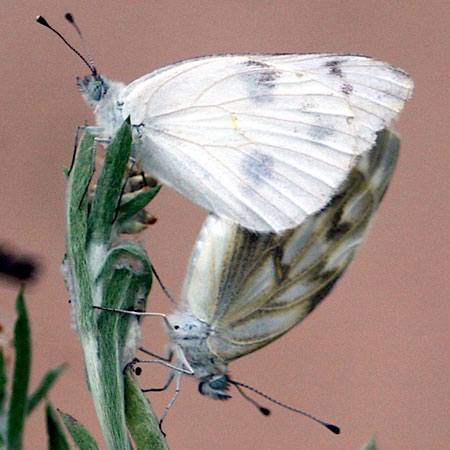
[
  {"xmin": 325, "ymin": 423, "xmax": 340, "ymax": 435},
  {"xmin": 36, "ymin": 15, "xmax": 49, "ymax": 27}
]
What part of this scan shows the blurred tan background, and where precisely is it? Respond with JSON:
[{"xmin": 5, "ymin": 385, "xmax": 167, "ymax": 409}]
[{"xmin": 0, "ymin": 1, "xmax": 448, "ymax": 449}]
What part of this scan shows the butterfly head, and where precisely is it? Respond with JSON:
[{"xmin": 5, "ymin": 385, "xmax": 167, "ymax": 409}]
[
  {"xmin": 77, "ymin": 74, "xmax": 126, "ymax": 136},
  {"xmin": 166, "ymin": 311, "xmax": 210, "ymax": 342},
  {"xmin": 77, "ymin": 74, "xmax": 109, "ymax": 107},
  {"xmin": 198, "ymin": 375, "xmax": 231, "ymax": 400}
]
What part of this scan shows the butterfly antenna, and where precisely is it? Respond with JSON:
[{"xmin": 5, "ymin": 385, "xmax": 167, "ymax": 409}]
[
  {"xmin": 64, "ymin": 13, "xmax": 97, "ymax": 75},
  {"xmin": 36, "ymin": 15, "xmax": 96, "ymax": 75},
  {"xmin": 151, "ymin": 264, "xmax": 178, "ymax": 306},
  {"xmin": 229, "ymin": 379, "xmax": 340, "ymax": 435},
  {"xmin": 233, "ymin": 381, "xmax": 271, "ymax": 416}
]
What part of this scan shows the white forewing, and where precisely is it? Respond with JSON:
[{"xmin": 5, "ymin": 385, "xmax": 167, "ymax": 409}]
[
  {"xmin": 181, "ymin": 128, "xmax": 400, "ymax": 360},
  {"xmin": 119, "ymin": 54, "xmax": 412, "ymax": 232}
]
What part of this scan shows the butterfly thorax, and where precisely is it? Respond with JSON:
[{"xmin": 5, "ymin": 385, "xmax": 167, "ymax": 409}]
[
  {"xmin": 167, "ymin": 311, "xmax": 231, "ymax": 399},
  {"xmin": 78, "ymin": 74, "xmax": 126, "ymax": 138}
]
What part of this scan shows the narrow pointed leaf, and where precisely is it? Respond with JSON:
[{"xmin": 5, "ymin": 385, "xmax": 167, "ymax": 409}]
[
  {"xmin": 27, "ymin": 363, "xmax": 68, "ymax": 415},
  {"xmin": 7, "ymin": 289, "xmax": 31, "ymax": 450},
  {"xmin": 116, "ymin": 184, "xmax": 161, "ymax": 226},
  {"xmin": 67, "ymin": 133, "xmax": 95, "ymax": 218},
  {"xmin": 65, "ymin": 133, "xmax": 95, "ymax": 331},
  {"xmin": 88, "ymin": 118, "xmax": 132, "ymax": 244},
  {"xmin": 58, "ymin": 410, "xmax": 99, "ymax": 450},
  {"xmin": 46, "ymin": 402, "xmax": 70, "ymax": 450},
  {"xmin": 124, "ymin": 369, "xmax": 169, "ymax": 450}
]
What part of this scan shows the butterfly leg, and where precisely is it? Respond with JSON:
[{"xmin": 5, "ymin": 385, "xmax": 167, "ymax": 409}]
[
  {"xmin": 93, "ymin": 306, "xmax": 172, "ymax": 329},
  {"xmin": 142, "ymin": 371, "xmax": 175, "ymax": 393},
  {"xmin": 139, "ymin": 347, "xmax": 173, "ymax": 362},
  {"xmin": 158, "ymin": 371, "xmax": 183, "ymax": 435},
  {"xmin": 132, "ymin": 358, "xmax": 192, "ymax": 374}
]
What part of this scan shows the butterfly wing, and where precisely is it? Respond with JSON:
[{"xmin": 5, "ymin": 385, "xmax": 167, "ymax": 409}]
[
  {"xmin": 181, "ymin": 128, "xmax": 400, "ymax": 361},
  {"xmin": 122, "ymin": 54, "xmax": 412, "ymax": 232}
]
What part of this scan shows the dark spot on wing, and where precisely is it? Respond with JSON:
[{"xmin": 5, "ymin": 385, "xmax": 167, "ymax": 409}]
[
  {"xmin": 257, "ymin": 70, "xmax": 279, "ymax": 87},
  {"xmin": 325, "ymin": 59, "xmax": 344, "ymax": 78},
  {"xmin": 326, "ymin": 219, "xmax": 352, "ymax": 240},
  {"xmin": 132, "ymin": 122, "xmax": 145, "ymax": 138},
  {"xmin": 244, "ymin": 60, "xmax": 271, "ymax": 69},
  {"xmin": 241, "ymin": 60, "xmax": 280, "ymax": 100},
  {"xmin": 241, "ymin": 151, "xmax": 274, "ymax": 184},
  {"xmin": 342, "ymin": 83, "xmax": 353, "ymax": 94},
  {"xmin": 330, "ymin": 66, "xmax": 343, "ymax": 77},
  {"xmin": 308, "ymin": 122, "xmax": 334, "ymax": 140}
]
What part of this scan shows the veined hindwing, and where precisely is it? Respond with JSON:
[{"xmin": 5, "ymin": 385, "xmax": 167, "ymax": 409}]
[{"xmin": 182, "ymin": 128, "xmax": 400, "ymax": 361}]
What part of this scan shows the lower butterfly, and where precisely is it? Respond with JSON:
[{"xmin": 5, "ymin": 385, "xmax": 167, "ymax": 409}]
[{"xmin": 114, "ymin": 127, "xmax": 400, "ymax": 432}]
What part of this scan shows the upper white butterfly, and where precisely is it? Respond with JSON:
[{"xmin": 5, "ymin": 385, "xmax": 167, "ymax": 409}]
[
  {"xmin": 77, "ymin": 53, "xmax": 412, "ymax": 232},
  {"xmin": 33, "ymin": 9, "xmax": 399, "ymax": 234}
]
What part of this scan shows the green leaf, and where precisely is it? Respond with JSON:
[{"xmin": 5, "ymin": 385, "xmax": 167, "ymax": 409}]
[
  {"xmin": 7, "ymin": 289, "xmax": 31, "ymax": 450},
  {"xmin": 88, "ymin": 118, "xmax": 132, "ymax": 244},
  {"xmin": 65, "ymin": 133, "xmax": 95, "ymax": 331},
  {"xmin": 94, "ymin": 241, "xmax": 152, "ymax": 288},
  {"xmin": 66, "ymin": 132, "xmax": 95, "ymax": 218},
  {"xmin": 58, "ymin": 410, "xmax": 99, "ymax": 450},
  {"xmin": 116, "ymin": 184, "xmax": 161, "ymax": 226},
  {"xmin": 46, "ymin": 402, "xmax": 70, "ymax": 450},
  {"xmin": 27, "ymin": 363, "xmax": 68, "ymax": 415},
  {"xmin": 124, "ymin": 368, "xmax": 169, "ymax": 450},
  {"xmin": 360, "ymin": 436, "xmax": 378, "ymax": 450}
]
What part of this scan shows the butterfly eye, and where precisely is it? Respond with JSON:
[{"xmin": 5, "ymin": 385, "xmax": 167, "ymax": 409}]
[
  {"xmin": 90, "ymin": 79, "xmax": 107, "ymax": 101},
  {"xmin": 209, "ymin": 376, "xmax": 227, "ymax": 390},
  {"xmin": 173, "ymin": 325, "xmax": 180, "ymax": 330},
  {"xmin": 198, "ymin": 377, "xmax": 231, "ymax": 399}
]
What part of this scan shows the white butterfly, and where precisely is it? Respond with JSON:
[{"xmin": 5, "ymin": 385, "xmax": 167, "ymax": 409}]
[
  {"xmin": 147, "ymin": 127, "xmax": 399, "ymax": 425},
  {"xmin": 74, "ymin": 54, "xmax": 412, "ymax": 233},
  {"xmin": 38, "ymin": 17, "xmax": 413, "ymax": 232}
]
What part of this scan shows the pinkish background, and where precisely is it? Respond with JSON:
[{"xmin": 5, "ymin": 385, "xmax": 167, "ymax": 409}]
[{"xmin": 0, "ymin": 1, "xmax": 448, "ymax": 449}]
